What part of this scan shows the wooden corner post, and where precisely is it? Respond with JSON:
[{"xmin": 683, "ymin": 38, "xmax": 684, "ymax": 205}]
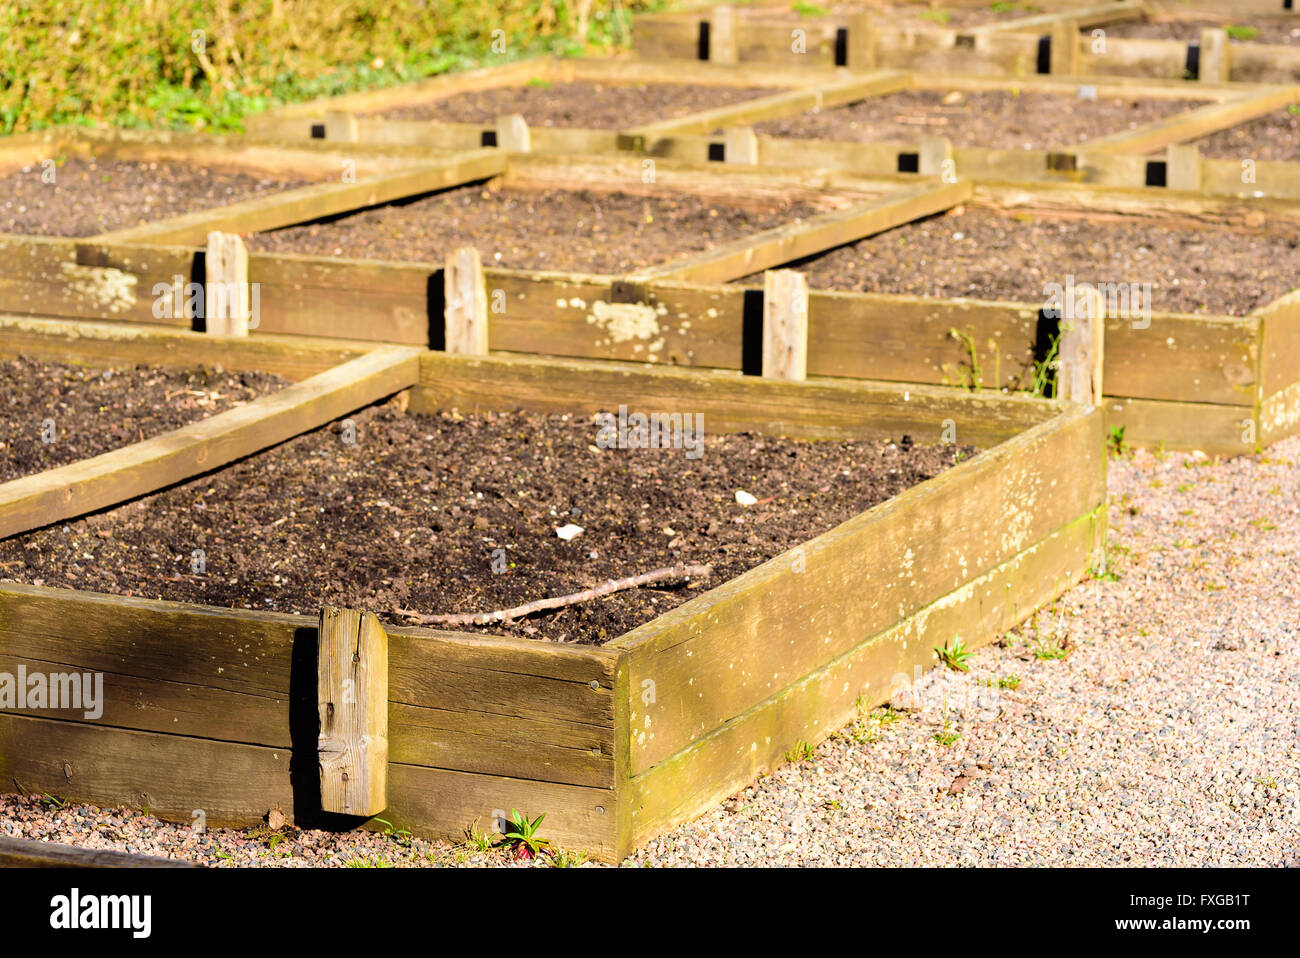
[
  {"xmin": 847, "ymin": 12, "xmax": 876, "ymax": 70},
  {"xmin": 1057, "ymin": 288, "xmax": 1104, "ymax": 407},
  {"xmin": 495, "ymin": 113, "xmax": 532, "ymax": 152},
  {"xmin": 762, "ymin": 269, "xmax": 808, "ymax": 381},
  {"xmin": 205, "ymin": 231, "xmax": 251, "ymax": 337},
  {"xmin": 318, "ymin": 607, "xmax": 389, "ymax": 817},
  {"xmin": 1050, "ymin": 19, "xmax": 1079, "ymax": 76},
  {"xmin": 1166, "ymin": 143, "xmax": 1203, "ymax": 191},
  {"xmin": 1199, "ymin": 29, "xmax": 1229, "ymax": 84},
  {"xmin": 710, "ymin": 5, "xmax": 738, "ymax": 64},
  {"xmin": 324, "ymin": 110, "xmax": 360, "ymax": 142},
  {"xmin": 724, "ymin": 126, "xmax": 759, "ymax": 164},
  {"xmin": 445, "ymin": 246, "xmax": 490, "ymax": 355}
]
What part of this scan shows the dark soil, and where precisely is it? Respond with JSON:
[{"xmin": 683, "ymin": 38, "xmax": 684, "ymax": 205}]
[
  {"xmin": 1101, "ymin": 18, "xmax": 1300, "ymax": 45},
  {"xmin": 246, "ymin": 182, "xmax": 823, "ymax": 273},
  {"xmin": 753, "ymin": 90, "xmax": 1206, "ymax": 149},
  {"xmin": 1194, "ymin": 108, "xmax": 1300, "ymax": 162},
  {"xmin": 0, "ymin": 159, "xmax": 306, "ymax": 237},
  {"xmin": 368, "ymin": 81, "xmax": 783, "ymax": 128},
  {"xmin": 754, "ymin": 204, "xmax": 1300, "ymax": 316},
  {"xmin": 0, "ymin": 404, "xmax": 972, "ymax": 644},
  {"xmin": 0, "ymin": 359, "xmax": 288, "ymax": 482}
]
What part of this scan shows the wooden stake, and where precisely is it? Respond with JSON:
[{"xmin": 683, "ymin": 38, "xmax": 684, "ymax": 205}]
[
  {"xmin": 204, "ymin": 231, "xmax": 250, "ymax": 337},
  {"xmin": 762, "ymin": 269, "xmax": 808, "ymax": 382},
  {"xmin": 1199, "ymin": 28, "xmax": 1229, "ymax": 84},
  {"xmin": 1166, "ymin": 143, "xmax": 1203, "ymax": 191},
  {"xmin": 1050, "ymin": 19, "xmax": 1079, "ymax": 76},
  {"xmin": 445, "ymin": 246, "xmax": 489, "ymax": 356},
  {"xmin": 495, "ymin": 113, "xmax": 531, "ymax": 152},
  {"xmin": 919, "ymin": 135, "xmax": 954, "ymax": 179},
  {"xmin": 847, "ymin": 12, "xmax": 876, "ymax": 70},
  {"xmin": 710, "ymin": 5, "xmax": 738, "ymax": 64},
  {"xmin": 318, "ymin": 607, "xmax": 389, "ymax": 817},
  {"xmin": 324, "ymin": 110, "xmax": 359, "ymax": 142},
  {"xmin": 1057, "ymin": 288, "xmax": 1104, "ymax": 407},
  {"xmin": 724, "ymin": 126, "xmax": 759, "ymax": 164}
]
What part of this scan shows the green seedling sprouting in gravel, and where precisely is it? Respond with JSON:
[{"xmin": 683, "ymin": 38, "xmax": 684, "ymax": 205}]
[
  {"xmin": 1107, "ymin": 425, "xmax": 1128, "ymax": 457},
  {"xmin": 549, "ymin": 849, "xmax": 588, "ymax": 868},
  {"xmin": 786, "ymin": 739, "xmax": 816, "ymax": 763},
  {"xmin": 497, "ymin": 809, "xmax": 552, "ymax": 861},
  {"xmin": 935, "ymin": 636, "xmax": 973, "ymax": 672}
]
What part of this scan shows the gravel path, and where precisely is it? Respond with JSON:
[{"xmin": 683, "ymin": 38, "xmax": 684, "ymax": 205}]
[
  {"xmin": 4, "ymin": 438, "xmax": 1298, "ymax": 866},
  {"xmin": 632, "ymin": 438, "xmax": 1300, "ymax": 866}
]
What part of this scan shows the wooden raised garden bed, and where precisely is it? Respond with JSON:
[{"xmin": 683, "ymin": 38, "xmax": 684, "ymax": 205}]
[
  {"xmin": 239, "ymin": 56, "xmax": 1300, "ymax": 200},
  {"xmin": 0, "ymin": 317, "xmax": 1105, "ymax": 860},
  {"xmin": 632, "ymin": 1, "xmax": 1300, "ymax": 84}
]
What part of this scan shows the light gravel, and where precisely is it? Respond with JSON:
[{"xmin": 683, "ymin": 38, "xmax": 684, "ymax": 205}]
[{"xmin": 4, "ymin": 439, "xmax": 1298, "ymax": 867}]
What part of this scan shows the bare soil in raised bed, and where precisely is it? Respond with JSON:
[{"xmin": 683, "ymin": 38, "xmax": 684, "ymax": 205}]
[
  {"xmin": 1193, "ymin": 108, "xmax": 1300, "ymax": 162},
  {"xmin": 368, "ymin": 81, "xmax": 784, "ymax": 128},
  {"xmin": 0, "ymin": 359, "xmax": 288, "ymax": 482},
  {"xmin": 0, "ymin": 403, "xmax": 972, "ymax": 644},
  {"xmin": 0, "ymin": 159, "xmax": 307, "ymax": 237},
  {"xmin": 1101, "ymin": 18, "xmax": 1300, "ymax": 46},
  {"xmin": 245, "ymin": 182, "xmax": 823, "ymax": 273},
  {"xmin": 749, "ymin": 204, "xmax": 1300, "ymax": 316},
  {"xmin": 753, "ymin": 90, "xmax": 1205, "ymax": 149}
]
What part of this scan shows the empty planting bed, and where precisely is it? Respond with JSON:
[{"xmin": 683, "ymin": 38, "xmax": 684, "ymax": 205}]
[
  {"xmin": 246, "ymin": 182, "xmax": 823, "ymax": 272},
  {"xmin": 0, "ymin": 358, "xmax": 286, "ymax": 481},
  {"xmin": 1192, "ymin": 108, "xmax": 1300, "ymax": 161},
  {"xmin": 0, "ymin": 158, "xmax": 308, "ymax": 237},
  {"xmin": 0, "ymin": 404, "xmax": 971, "ymax": 643},
  {"xmin": 760, "ymin": 205, "xmax": 1300, "ymax": 316},
  {"xmin": 365, "ymin": 80, "xmax": 784, "ymax": 128},
  {"xmin": 1099, "ymin": 17, "xmax": 1300, "ymax": 45},
  {"xmin": 753, "ymin": 90, "xmax": 1205, "ymax": 149}
]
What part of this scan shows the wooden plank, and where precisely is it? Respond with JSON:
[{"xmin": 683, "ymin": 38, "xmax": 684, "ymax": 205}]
[
  {"xmin": 1256, "ymin": 288, "xmax": 1300, "ymax": 397},
  {"xmin": 0, "ymin": 712, "xmax": 618, "ymax": 858},
  {"xmin": 0, "ymin": 314, "xmax": 371, "ymax": 381},
  {"xmin": 0, "ymin": 345, "xmax": 419, "ymax": 539},
  {"xmin": 1084, "ymin": 88, "xmax": 1300, "ymax": 155},
  {"xmin": 959, "ymin": 1, "xmax": 1142, "ymax": 38},
  {"xmin": 1104, "ymin": 396, "xmax": 1255, "ymax": 454},
  {"xmin": 629, "ymin": 180, "xmax": 972, "ymax": 285},
  {"xmin": 445, "ymin": 247, "xmax": 489, "ymax": 355},
  {"xmin": 762, "ymin": 268, "xmax": 807, "ymax": 381},
  {"xmin": 624, "ymin": 506, "xmax": 1102, "ymax": 851},
  {"xmin": 318, "ymin": 607, "xmax": 389, "ymax": 817},
  {"xmin": 0, "ymin": 835, "xmax": 199, "ymax": 868},
  {"xmin": 611, "ymin": 404, "xmax": 1104, "ymax": 773},
  {"xmin": 0, "ymin": 582, "xmax": 618, "ymax": 790},
  {"xmin": 411, "ymin": 351, "xmax": 1058, "ymax": 448},
  {"xmin": 205, "ymin": 231, "xmax": 251, "ymax": 337},
  {"xmin": 90, "ymin": 151, "xmax": 506, "ymax": 246},
  {"xmin": 622, "ymin": 71, "xmax": 910, "ymax": 144}
]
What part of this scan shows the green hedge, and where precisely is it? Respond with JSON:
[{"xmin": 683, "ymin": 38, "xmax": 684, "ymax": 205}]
[{"xmin": 1, "ymin": 1, "xmax": 671, "ymax": 134}]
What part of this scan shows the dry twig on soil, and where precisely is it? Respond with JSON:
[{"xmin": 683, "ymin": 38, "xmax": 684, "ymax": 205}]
[{"xmin": 394, "ymin": 562, "xmax": 713, "ymax": 627}]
